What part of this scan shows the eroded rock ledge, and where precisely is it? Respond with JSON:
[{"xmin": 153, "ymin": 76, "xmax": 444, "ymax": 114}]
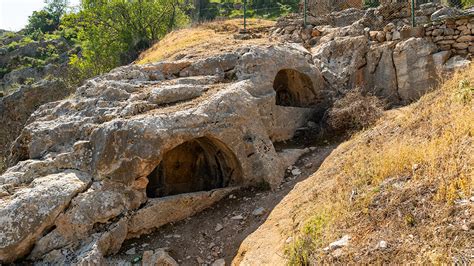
[
  {"xmin": 0, "ymin": 5, "xmax": 472, "ymax": 263},
  {"xmin": 0, "ymin": 44, "xmax": 329, "ymax": 263}
]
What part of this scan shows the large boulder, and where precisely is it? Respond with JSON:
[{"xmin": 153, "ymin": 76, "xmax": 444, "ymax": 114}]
[
  {"xmin": 0, "ymin": 79, "xmax": 74, "ymax": 162},
  {"xmin": 0, "ymin": 171, "xmax": 91, "ymax": 263},
  {"xmin": 393, "ymin": 37, "xmax": 438, "ymax": 103},
  {"xmin": 363, "ymin": 42, "xmax": 400, "ymax": 104},
  {"xmin": 312, "ymin": 35, "xmax": 368, "ymax": 92}
]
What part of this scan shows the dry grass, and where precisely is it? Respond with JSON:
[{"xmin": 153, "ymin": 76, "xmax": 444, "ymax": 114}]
[
  {"xmin": 324, "ymin": 89, "xmax": 385, "ymax": 136},
  {"xmin": 136, "ymin": 18, "xmax": 275, "ymax": 64},
  {"xmin": 287, "ymin": 65, "xmax": 474, "ymax": 264}
]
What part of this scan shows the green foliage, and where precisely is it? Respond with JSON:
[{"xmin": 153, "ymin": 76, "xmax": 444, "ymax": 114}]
[
  {"xmin": 0, "ymin": 68, "xmax": 10, "ymax": 79},
  {"xmin": 63, "ymin": 0, "xmax": 189, "ymax": 77},
  {"xmin": 286, "ymin": 214, "xmax": 329, "ymax": 265},
  {"xmin": 195, "ymin": 0, "xmax": 300, "ymax": 21},
  {"xmin": 25, "ymin": 0, "xmax": 68, "ymax": 34},
  {"xmin": 363, "ymin": 0, "xmax": 379, "ymax": 9}
]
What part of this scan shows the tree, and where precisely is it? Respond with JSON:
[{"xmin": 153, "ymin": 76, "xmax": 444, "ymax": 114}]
[
  {"xmin": 64, "ymin": 0, "xmax": 189, "ymax": 76},
  {"xmin": 25, "ymin": 0, "xmax": 69, "ymax": 34}
]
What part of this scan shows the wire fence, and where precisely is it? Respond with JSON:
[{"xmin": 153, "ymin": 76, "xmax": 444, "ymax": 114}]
[{"xmin": 190, "ymin": 0, "xmax": 473, "ymax": 32}]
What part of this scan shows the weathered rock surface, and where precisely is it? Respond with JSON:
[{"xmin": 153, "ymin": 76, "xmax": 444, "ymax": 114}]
[
  {"xmin": 312, "ymin": 35, "xmax": 368, "ymax": 92},
  {"xmin": 1, "ymin": 6, "xmax": 473, "ymax": 264},
  {"xmin": 0, "ymin": 170, "xmax": 91, "ymax": 262},
  {"xmin": 0, "ymin": 79, "xmax": 74, "ymax": 161},
  {"xmin": 393, "ymin": 37, "xmax": 438, "ymax": 103},
  {"xmin": 0, "ymin": 44, "xmax": 330, "ymax": 263}
]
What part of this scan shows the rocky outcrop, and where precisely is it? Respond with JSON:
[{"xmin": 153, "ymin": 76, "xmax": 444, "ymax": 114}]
[
  {"xmin": 393, "ymin": 38, "xmax": 438, "ymax": 102},
  {"xmin": 0, "ymin": 44, "xmax": 329, "ymax": 263},
  {"xmin": 0, "ymin": 170, "xmax": 91, "ymax": 262},
  {"xmin": 1, "ymin": 5, "xmax": 472, "ymax": 264},
  {"xmin": 0, "ymin": 79, "xmax": 74, "ymax": 162}
]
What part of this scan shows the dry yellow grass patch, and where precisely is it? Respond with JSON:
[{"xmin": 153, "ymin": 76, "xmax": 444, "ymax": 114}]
[
  {"xmin": 287, "ymin": 65, "xmax": 473, "ymax": 264},
  {"xmin": 136, "ymin": 19, "xmax": 275, "ymax": 64}
]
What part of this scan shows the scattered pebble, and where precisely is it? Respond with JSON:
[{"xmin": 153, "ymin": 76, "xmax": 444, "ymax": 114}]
[
  {"xmin": 286, "ymin": 237, "xmax": 293, "ymax": 243},
  {"xmin": 125, "ymin": 247, "xmax": 136, "ymax": 255},
  {"xmin": 228, "ymin": 194, "xmax": 236, "ymax": 199},
  {"xmin": 215, "ymin": 223, "xmax": 224, "ymax": 232},
  {"xmin": 231, "ymin": 215, "xmax": 244, "ymax": 220},
  {"xmin": 252, "ymin": 207, "xmax": 266, "ymax": 216},
  {"xmin": 461, "ymin": 224, "xmax": 469, "ymax": 231},
  {"xmin": 325, "ymin": 235, "xmax": 351, "ymax": 251},
  {"xmin": 196, "ymin": 256, "xmax": 205, "ymax": 264},
  {"xmin": 212, "ymin": 258, "xmax": 226, "ymax": 266},
  {"xmin": 378, "ymin": 240, "xmax": 387, "ymax": 249},
  {"xmin": 291, "ymin": 168, "xmax": 301, "ymax": 176},
  {"xmin": 304, "ymin": 163, "xmax": 312, "ymax": 169}
]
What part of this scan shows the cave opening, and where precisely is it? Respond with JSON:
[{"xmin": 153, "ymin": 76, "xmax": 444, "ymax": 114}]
[
  {"xmin": 146, "ymin": 137, "xmax": 242, "ymax": 198},
  {"xmin": 273, "ymin": 69, "xmax": 317, "ymax": 107}
]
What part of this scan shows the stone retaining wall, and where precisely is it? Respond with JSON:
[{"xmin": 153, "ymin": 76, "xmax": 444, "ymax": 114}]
[{"xmin": 426, "ymin": 16, "xmax": 474, "ymax": 56}]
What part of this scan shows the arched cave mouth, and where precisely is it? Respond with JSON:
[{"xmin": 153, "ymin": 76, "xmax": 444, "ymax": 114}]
[
  {"xmin": 146, "ymin": 137, "xmax": 242, "ymax": 198},
  {"xmin": 273, "ymin": 69, "xmax": 317, "ymax": 107}
]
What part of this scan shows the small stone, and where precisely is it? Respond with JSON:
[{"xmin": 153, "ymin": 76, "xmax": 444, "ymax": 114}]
[
  {"xmin": 327, "ymin": 235, "xmax": 351, "ymax": 250},
  {"xmin": 212, "ymin": 258, "xmax": 226, "ymax": 266},
  {"xmin": 125, "ymin": 247, "xmax": 136, "ymax": 255},
  {"xmin": 456, "ymin": 18, "xmax": 468, "ymax": 25},
  {"xmin": 252, "ymin": 207, "xmax": 266, "ymax": 216},
  {"xmin": 311, "ymin": 29, "xmax": 321, "ymax": 37},
  {"xmin": 286, "ymin": 237, "xmax": 293, "ymax": 243},
  {"xmin": 461, "ymin": 224, "xmax": 469, "ymax": 231},
  {"xmin": 392, "ymin": 31, "xmax": 401, "ymax": 40},
  {"xmin": 231, "ymin": 215, "xmax": 244, "ymax": 220},
  {"xmin": 383, "ymin": 23, "xmax": 395, "ymax": 32},
  {"xmin": 470, "ymin": 196, "xmax": 474, "ymax": 202},
  {"xmin": 307, "ymin": 121, "xmax": 317, "ymax": 128},
  {"xmin": 453, "ymin": 43, "xmax": 469, "ymax": 50},
  {"xmin": 215, "ymin": 223, "xmax": 224, "ymax": 232},
  {"xmin": 369, "ymin": 31, "xmax": 378, "ymax": 41},
  {"xmin": 457, "ymin": 35, "xmax": 474, "ymax": 42},
  {"xmin": 378, "ymin": 240, "xmax": 388, "ymax": 249},
  {"xmin": 142, "ymin": 250, "xmax": 154, "ymax": 264},
  {"xmin": 291, "ymin": 168, "xmax": 301, "ymax": 176},
  {"xmin": 228, "ymin": 194, "xmax": 236, "ymax": 199},
  {"xmin": 376, "ymin": 31, "xmax": 386, "ymax": 42},
  {"xmin": 304, "ymin": 163, "xmax": 312, "ymax": 169},
  {"xmin": 196, "ymin": 256, "xmax": 205, "ymax": 264},
  {"xmin": 432, "ymin": 28, "xmax": 444, "ymax": 36}
]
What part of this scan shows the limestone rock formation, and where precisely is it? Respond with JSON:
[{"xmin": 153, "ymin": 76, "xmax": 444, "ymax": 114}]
[
  {"xmin": 0, "ymin": 79, "xmax": 73, "ymax": 161},
  {"xmin": 0, "ymin": 44, "xmax": 329, "ymax": 263},
  {"xmin": 393, "ymin": 37, "xmax": 438, "ymax": 103},
  {"xmin": 1, "ymin": 4, "xmax": 473, "ymax": 264}
]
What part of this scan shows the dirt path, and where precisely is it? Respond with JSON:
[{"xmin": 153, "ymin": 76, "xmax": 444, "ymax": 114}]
[{"xmin": 108, "ymin": 142, "xmax": 337, "ymax": 265}]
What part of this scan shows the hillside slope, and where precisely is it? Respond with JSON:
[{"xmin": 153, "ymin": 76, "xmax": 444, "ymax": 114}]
[
  {"xmin": 235, "ymin": 65, "xmax": 473, "ymax": 264},
  {"xmin": 136, "ymin": 19, "xmax": 275, "ymax": 64}
]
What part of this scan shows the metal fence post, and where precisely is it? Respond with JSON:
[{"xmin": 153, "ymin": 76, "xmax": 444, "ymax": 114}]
[
  {"xmin": 304, "ymin": 0, "xmax": 307, "ymax": 27},
  {"xmin": 243, "ymin": 0, "xmax": 247, "ymax": 32},
  {"xmin": 411, "ymin": 0, "xmax": 416, "ymax": 27}
]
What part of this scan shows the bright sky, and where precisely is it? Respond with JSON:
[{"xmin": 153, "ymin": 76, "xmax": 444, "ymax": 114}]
[{"xmin": 0, "ymin": 0, "xmax": 81, "ymax": 31}]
